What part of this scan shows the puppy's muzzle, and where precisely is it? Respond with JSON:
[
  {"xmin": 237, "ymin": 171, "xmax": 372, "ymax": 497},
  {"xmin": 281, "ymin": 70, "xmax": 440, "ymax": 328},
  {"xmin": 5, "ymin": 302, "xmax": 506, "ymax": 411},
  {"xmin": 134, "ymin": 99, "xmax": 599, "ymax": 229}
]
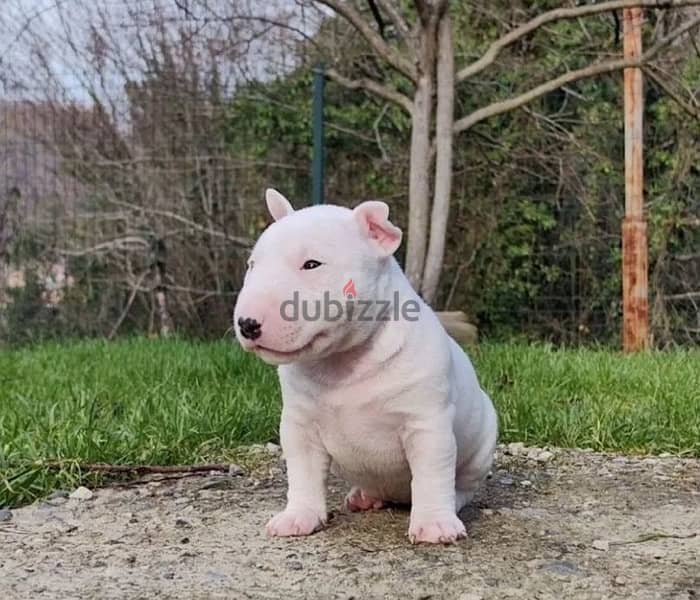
[{"xmin": 237, "ymin": 317, "xmax": 262, "ymax": 340}]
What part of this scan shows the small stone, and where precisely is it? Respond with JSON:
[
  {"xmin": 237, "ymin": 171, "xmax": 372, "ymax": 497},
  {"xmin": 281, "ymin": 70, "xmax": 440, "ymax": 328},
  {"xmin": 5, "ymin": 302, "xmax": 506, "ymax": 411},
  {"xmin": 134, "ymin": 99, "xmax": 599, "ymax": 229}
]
[
  {"xmin": 544, "ymin": 560, "xmax": 583, "ymax": 576},
  {"xmin": 228, "ymin": 464, "xmax": 244, "ymax": 476},
  {"xmin": 49, "ymin": 490, "xmax": 70, "ymax": 500},
  {"xmin": 481, "ymin": 508, "xmax": 494, "ymax": 516},
  {"xmin": 199, "ymin": 477, "xmax": 233, "ymax": 491},
  {"xmin": 499, "ymin": 477, "xmax": 514, "ymax": 486},
  {"xmin": 535, "ymin": 450, "xmax": 554, "ymax": 463},
  {"xmin": 205, "ymin": 571, "xmax": 229, "ymax": 583},
  {"xmin": 163, "ymin": 572, "xmax": 175, "ymax": 580},
  {"xmin": 0, "ymin": 509, "xmax": 12, "ymax": 522},
  {"xmin": 287, "ymin": 561, "xmax": 303, "ymax": 571},
  {"xmin": 41, "ymin": 498, "xmax": 67, "ymax": 509},
  {"xmin": 265, "ymin": 442, "xmax": 281, "ymax": 454},
  {"xmin": 458, "ymin": 594, "xmax": 484, "ymax": 600},
  {"xmin": 520, "ymin": 479, "xmax": 532, "ymax": 487},
  {"xmin": 175, "ymin": 518, "xmax": 193, "ymax": 528},
  {"xmin": 592, "ymin": 539, "xmax": 609, "ymax": 551},
  {"xmin": 506, "ymin": 442, "xmax": 526, "ymax": 456},
  {"xmin": 658, "ymin": 452, "xmax": 672, "ymax": 458},
  {"xmin": 69, "ymin": 486, "xmax": 94, "ymax": 501},
  {"xmin": 614, "ymin": 576, "xmax": 626, "ymax": 586}
]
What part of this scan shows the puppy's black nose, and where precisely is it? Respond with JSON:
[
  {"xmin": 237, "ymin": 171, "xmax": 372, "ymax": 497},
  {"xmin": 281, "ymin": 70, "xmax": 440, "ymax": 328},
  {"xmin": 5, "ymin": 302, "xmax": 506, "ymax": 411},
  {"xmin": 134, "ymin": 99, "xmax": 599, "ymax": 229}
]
[{"xmin": 237, "ymin": 317, "xmax": 262, "ymax": 340}]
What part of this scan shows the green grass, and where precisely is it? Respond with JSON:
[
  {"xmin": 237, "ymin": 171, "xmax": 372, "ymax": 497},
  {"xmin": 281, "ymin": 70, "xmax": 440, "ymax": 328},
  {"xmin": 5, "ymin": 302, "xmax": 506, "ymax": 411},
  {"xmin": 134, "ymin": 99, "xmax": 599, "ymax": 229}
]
[{"xmin": 1, "ymin": 338, "xmax": 699, "ymax": 507}]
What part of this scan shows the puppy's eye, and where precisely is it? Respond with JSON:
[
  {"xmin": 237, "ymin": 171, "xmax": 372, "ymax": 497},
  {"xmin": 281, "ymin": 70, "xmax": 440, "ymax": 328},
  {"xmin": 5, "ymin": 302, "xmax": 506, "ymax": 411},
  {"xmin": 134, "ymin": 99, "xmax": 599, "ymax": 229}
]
[
  {"xmin": 247, "ymin": 259, "xmax": 254, "ymax": 270},
  {"xmin": 301, "ymin": 259, "xmax": 322, "ymax": 270}
]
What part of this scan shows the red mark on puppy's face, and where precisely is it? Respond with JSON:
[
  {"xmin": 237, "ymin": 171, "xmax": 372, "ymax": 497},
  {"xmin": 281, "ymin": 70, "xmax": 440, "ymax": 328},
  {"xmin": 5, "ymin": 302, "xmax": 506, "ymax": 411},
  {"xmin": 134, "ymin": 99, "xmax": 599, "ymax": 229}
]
[{"xmin": 342, "ymin": 278, "xmax": 357, "ymax": 299}]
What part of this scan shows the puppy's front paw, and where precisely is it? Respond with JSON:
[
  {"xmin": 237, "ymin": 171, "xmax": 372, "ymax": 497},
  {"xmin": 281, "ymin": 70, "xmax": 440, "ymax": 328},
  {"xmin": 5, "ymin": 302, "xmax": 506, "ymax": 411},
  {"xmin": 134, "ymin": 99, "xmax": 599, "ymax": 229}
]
[
  {"xmin": 408, "ymin": 513, "xmax": 467, "ymax": 544},
  {"xmin": 265, "ymin": 507, "xmax": 326, "ymax": 537}
]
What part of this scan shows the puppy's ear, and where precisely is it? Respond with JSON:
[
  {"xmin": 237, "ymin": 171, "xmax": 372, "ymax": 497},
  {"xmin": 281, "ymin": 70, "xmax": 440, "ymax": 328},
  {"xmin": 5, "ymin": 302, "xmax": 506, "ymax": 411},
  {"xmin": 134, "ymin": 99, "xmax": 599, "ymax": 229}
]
[
  {"xmin": 353, "ymin": 201, "xmax": 402, "ymax": 256},
  {"xmin": 265, "ymin": 189, "xmax": 295, "ymax": 221}
]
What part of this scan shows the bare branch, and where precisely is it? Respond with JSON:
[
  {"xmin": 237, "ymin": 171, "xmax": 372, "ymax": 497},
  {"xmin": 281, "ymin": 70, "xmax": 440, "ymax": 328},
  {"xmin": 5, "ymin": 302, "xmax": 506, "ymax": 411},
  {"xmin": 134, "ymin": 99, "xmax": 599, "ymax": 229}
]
[
  {"xmin": 665, "ymin": 291, "xmax": 700, "ymax": 300},
  {"xmin": 454, "ymin": 13, "xmax": 700, "ymax": 134},
  {"xmin": 413, "ymin": 0, "xmax": 430, "ymax": 26},
  {"xmin": 109, "ymin": 200, "xmax": 253, "ymax": 248},
  {"xmin": 36, "ymin": 461, "xmax": 235, "ymax": 475},
  {"xmin": 326, "ymin": 67, "xmax": 413, "ymax": 112},
  {"xmin": 375, "ymin": 0, "xmax": 411, "ymax": 39},
  {"xmin": 108, "ymin": 270, "xmax": 148, "ymax": 339},
  {"xmin": 366, "ymin": 0, "xmax": 386, "ymax": 38},
  {"xmin": 457, "ymin": 0, "xmax": 700, "ymax": 83},
  {"xmin": 372, "ymin": 103, "xmax": 391, "ymax": 161},
  {"xmin": 315, "ymin": 0, "xmax": 417, "ymax": 82},
  {"xmin": 644, "ymin": 66, "xmax": 700, "ymax": 118},
  {"xmin": 58, "ymin": 236, "xmax": 150, "ymax": 257}
]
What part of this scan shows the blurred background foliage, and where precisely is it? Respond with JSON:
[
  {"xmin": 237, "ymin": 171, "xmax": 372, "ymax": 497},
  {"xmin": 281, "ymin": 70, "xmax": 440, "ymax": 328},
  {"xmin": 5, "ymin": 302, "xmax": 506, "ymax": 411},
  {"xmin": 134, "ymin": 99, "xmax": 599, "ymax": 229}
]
[{"xmin": 1, "ymin": 1, "xmax": 698, "ymax": 346}]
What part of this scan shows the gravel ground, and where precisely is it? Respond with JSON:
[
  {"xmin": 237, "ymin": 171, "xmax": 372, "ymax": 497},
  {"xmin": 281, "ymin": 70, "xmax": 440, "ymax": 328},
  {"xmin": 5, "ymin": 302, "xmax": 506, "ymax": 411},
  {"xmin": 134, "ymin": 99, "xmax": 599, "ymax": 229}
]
[{"xmin": 1, "ymin": 445, "xmax": 699, "ymax": 600}]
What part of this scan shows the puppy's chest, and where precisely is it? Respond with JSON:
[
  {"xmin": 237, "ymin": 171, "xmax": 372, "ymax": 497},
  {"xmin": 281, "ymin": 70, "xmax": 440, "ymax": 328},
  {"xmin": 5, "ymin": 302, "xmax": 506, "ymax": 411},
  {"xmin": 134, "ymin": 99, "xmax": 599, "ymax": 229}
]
[{"xmin": 315, "ymin": 401, "xmax": 407, "ymax": 475}]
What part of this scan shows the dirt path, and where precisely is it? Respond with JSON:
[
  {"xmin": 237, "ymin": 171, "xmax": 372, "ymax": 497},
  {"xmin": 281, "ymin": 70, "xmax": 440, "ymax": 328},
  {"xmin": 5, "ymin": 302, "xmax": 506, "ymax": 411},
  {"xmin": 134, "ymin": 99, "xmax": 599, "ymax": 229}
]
[{"xmin": 1, "ymin": 445, "xmax": 699, "ymax": 599}]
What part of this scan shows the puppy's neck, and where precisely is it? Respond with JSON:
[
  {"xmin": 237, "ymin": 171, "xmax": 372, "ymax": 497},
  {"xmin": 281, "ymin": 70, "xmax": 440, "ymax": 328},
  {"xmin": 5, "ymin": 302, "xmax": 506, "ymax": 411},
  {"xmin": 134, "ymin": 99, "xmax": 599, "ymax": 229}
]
[{"xmin": 293, "ymin": 318, "xmax": 404, "ymax": 385}]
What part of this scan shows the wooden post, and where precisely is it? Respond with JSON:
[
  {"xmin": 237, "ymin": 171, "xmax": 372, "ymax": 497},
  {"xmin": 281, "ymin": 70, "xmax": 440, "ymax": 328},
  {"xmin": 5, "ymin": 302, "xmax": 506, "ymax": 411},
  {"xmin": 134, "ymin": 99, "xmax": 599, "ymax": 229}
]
[{"xmin": 622, "ymin": 7, "xmax": 649, "ymax": 351}]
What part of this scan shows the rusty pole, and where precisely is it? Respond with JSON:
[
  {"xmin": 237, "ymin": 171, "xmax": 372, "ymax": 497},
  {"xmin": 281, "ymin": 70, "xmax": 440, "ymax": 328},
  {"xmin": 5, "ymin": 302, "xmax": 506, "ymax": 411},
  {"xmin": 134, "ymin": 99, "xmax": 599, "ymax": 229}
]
[{"xmin": 622, "ymin": 7, "xmax": 649, "ymax": 351}]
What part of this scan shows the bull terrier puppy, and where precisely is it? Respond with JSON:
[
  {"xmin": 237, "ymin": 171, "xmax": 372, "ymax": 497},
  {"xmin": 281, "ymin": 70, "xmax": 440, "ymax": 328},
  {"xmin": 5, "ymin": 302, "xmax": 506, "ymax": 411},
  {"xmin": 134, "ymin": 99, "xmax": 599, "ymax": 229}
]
[{"xmin": 234, "ymin": 189, "xmax": 497, "ymax": 544}]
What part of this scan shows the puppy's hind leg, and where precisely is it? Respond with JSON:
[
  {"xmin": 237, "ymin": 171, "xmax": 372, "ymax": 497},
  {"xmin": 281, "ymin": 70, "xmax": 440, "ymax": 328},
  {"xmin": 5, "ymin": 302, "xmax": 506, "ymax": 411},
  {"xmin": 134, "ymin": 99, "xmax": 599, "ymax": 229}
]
[
  {"xmin": 344, "ymin": 486, "xmax": 387, "ymax": 512},
  {"xmin": 455, "ymin": 415, "xmax": 497, "ymax": 512},
  {"xmin": 455, "ymin": 453, "xmax": 493, "ymax": 513}
]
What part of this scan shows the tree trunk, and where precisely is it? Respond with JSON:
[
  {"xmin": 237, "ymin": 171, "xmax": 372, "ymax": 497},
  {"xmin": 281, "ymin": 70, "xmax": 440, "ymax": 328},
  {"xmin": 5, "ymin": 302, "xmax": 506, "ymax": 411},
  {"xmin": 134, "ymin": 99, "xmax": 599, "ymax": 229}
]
[
  {"xmin": 154, "ymin": 285, "xmax": 174, "ymax": 337},
  {"xmin": 421, "ymin": 13, "xmax": 454, "ymax": 305},
  {"xmin": 152, "ymin": 238, "xmax": 174, "ymax": 337},
  {"xmin": 404, "ymin": 23, "xmax": 437, "ymax": 291}
]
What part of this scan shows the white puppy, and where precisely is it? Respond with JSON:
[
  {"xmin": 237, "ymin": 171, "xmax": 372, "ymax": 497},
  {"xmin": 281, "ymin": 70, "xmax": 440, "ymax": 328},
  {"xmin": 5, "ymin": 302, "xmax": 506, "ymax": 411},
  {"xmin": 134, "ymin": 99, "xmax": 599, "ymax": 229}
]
[{"xmin": 234, "ymin": 189, "xmax": 497, "ymax": 544}]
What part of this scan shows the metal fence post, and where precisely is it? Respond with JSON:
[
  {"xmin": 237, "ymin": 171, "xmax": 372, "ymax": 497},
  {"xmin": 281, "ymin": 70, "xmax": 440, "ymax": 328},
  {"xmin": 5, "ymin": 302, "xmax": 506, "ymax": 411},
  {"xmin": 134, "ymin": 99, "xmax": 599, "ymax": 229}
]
[{"xmin": 312, "ymin": 63, "xmax": 325, "ymax": 206}]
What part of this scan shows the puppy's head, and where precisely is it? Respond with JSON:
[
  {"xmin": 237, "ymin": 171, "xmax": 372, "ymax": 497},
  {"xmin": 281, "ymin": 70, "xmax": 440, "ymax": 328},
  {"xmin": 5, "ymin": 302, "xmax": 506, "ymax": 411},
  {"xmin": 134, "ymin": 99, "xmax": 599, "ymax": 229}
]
[{"xmin": 233, "ymin": 189, "xmax": 402, "ymax": 365}]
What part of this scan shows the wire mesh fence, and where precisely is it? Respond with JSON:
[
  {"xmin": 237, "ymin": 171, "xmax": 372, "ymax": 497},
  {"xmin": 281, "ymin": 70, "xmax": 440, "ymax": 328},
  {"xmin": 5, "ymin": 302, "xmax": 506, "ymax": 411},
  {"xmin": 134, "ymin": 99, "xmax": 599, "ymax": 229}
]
[
  {"xmin": 2, "ymin": 96, "xmax": 700, "ymax": 347},
  {"xmin": 2, "ymin": 0, "xmax": 699, "ymax": 348}
]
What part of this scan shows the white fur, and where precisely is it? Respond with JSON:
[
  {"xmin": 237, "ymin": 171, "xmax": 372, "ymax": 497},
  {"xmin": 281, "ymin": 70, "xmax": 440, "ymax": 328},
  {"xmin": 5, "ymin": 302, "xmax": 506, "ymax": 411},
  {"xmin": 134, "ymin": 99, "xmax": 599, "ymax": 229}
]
[{"xmin": 234, "ymin": 190, "xmax": 498, "ymax": 544}]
